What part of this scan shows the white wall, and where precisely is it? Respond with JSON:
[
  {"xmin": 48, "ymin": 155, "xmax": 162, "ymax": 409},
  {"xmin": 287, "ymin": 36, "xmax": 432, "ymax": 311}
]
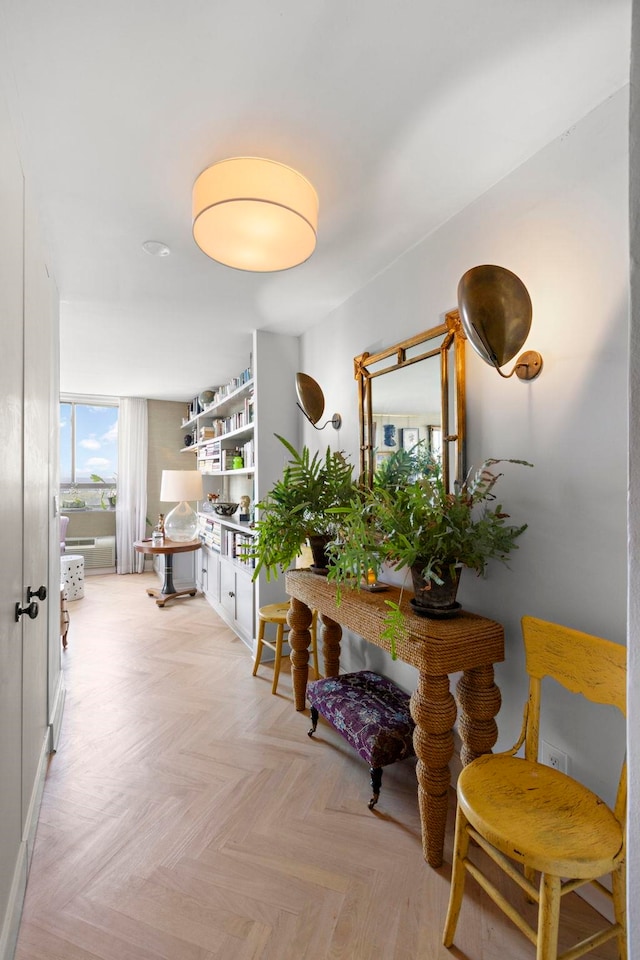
[{"xmin": 300, "ymin": 89, "xmax": 629, "ymax": 811}]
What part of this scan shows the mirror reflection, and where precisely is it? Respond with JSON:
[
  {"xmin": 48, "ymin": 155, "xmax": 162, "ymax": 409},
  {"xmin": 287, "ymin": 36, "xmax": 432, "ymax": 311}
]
[{"xmin": 354, "ymin": 310, "xmax": 466, "ymax": 490}]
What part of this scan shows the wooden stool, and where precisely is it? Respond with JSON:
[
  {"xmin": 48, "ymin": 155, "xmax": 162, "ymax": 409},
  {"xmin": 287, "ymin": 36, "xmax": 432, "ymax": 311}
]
[{"xmin": 252, "ymin": 601, "xmax": 319, "ymax": 694}]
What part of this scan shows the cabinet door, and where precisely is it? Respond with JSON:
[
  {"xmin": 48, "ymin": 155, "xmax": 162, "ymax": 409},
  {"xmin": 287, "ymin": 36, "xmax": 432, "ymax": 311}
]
[
  {"xmin": 234, "ymin": 568, "xmax": 255, "ymax": 639},
  {"xmin": 204, "ymin": 549, "xmax": 220, "ymax": 605},
  {"xmin": 220, "ymin": 560, "xmax": 236, "ymax": 620},
  {"xmin": 199, "ymin": 545, "xmax": 220, "ymax": 604},
  {"xmin": 195, "ymin": 549, "xmax": 205, "ymax": 593}
]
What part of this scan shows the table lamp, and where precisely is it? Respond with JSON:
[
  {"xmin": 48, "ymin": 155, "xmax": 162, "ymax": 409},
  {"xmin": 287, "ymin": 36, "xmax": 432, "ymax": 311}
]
[{"xmin": 160, "ymin": 470, "xmax": 203, "ymax": 542}]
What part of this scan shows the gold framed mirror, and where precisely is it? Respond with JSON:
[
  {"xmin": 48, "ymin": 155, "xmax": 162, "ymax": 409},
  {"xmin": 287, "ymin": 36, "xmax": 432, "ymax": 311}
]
[{"xmin": 354, "ymin": 310, "xmax": 466, "ymax": 489}]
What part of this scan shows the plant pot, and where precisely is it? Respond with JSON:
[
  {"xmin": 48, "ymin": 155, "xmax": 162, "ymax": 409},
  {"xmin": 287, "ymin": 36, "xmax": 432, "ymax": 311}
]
[
  {"xmin": 410, "ymin": 563, "xmax": 462, "ymax": 617},
  {"xmin": 307, "ymin": 534, "xmax": 333, "ymax": 575}
]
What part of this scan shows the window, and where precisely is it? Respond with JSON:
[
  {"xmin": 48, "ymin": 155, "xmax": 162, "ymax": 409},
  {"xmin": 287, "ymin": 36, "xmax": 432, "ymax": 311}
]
[{"xmin": 60, "ymin": 398, "xmax": 118, "ymax": 509}]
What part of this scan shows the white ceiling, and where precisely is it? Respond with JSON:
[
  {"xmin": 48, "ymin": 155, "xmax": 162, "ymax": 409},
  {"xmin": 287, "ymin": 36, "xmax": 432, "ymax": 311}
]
[{"xmin": 0, "ymin": 0, "xmax": 631, "ymax": 402}]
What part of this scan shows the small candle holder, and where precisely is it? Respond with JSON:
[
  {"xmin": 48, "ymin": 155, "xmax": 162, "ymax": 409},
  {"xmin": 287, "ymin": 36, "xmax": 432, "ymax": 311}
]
[{"xmin": 361, "ymin": 569, "xmax": 388, "ymax": 592}]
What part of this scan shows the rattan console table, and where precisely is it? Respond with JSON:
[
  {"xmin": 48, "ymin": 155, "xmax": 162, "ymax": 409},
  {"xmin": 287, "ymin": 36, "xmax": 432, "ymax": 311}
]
[{"xmin": 285, "ymin": 569, "xmax": 504, "ymax": 868}]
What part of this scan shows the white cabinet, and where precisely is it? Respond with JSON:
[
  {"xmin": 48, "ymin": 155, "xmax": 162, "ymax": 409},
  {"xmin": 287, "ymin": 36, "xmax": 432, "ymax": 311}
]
[
  {"xmin": 198, "ymin": 516, "xmax": 254, "ymax": 643},
  {"xmin": 198, "ymin": 544, "xmax": 220, "ymax": 606},
  {"xmin": 220, "ymin": 559, "xmax": 254, "ymax": 642}
]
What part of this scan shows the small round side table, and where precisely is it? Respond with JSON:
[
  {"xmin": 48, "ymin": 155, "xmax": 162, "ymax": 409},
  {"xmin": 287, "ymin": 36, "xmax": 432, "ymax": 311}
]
[{"xmin": 134, "ymin": 538, "xmax": 201, "ymax": 608}]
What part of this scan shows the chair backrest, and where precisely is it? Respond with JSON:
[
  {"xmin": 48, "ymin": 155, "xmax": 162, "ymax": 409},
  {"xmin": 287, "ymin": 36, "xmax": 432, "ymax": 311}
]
[
  {"xmin": 60, "ymin": 515, "xmax": 70, "ymax": 552},
  {"xmin": 520, "ymin": 615, "xmax": 627, "ymax": 820}
]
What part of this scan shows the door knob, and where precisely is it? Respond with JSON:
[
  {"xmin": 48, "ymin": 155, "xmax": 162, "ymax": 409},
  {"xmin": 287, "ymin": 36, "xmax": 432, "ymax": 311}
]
[
  {"xmin": 27, "ymin": 585, "xmax": 47, "ymax": 601},
  {"xmin": 15, "ymin": 601, "xmax": 39, "ymax": 622}
]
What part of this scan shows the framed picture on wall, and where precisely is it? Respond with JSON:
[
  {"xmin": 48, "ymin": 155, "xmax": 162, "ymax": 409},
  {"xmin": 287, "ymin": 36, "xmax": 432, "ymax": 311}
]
[
  {"xmin": 375, "ymin": 450, "xmax": 393, "ymax": 469},
  {"xmin": 401, "ymin": 427, "xmax": 420, "ymax": 450},
  {"xmin": 381, "ymin": 422, "xmax": 398, "ymax": 449},
  {"xmin": 427, "ymin": 424, "xmax": 442, "ymax": 456}
]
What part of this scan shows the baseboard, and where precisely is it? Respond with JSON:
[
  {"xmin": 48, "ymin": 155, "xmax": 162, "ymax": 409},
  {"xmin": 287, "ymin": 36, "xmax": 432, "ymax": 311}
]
[
  {"xmin": 0, "ymin": 715, "xmax": 59, "ymax": 960},
  {"xmin": 49, "ymin": 672, "xmax": 66, "ymax": 752},
  {"xmin": 22, "ymin": 733, "xmax": 50, "ymax": 872},
  {"xmin": 0, "ymin": 841, "xmax": 27, "ymax": 960}
]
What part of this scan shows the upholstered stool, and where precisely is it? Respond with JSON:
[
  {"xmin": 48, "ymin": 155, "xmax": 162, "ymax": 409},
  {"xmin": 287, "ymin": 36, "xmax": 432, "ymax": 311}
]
[
  {"xmin": 307, "ymin": 670, "xmax": 415, "ymax": 809},
  {"xmin": 61, "ymin": 553, "xmax": 85, "ymax": 600},
  {"xmin": 252, "ymin": 601, "xmax": 319, "ymax": 694}
]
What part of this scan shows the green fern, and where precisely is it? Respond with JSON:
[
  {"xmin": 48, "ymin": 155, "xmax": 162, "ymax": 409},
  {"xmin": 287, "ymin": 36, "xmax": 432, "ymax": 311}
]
[
  {"xmin": 251, "ymin": 435, "xmax": 357, "ymax": 581},
  {"xmin": 380, "ymin": 600, "xmax": 409, "ymax": 661}
]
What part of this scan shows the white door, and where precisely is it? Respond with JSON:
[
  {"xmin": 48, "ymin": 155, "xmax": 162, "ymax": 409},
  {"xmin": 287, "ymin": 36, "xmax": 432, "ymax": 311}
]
[
  {"xmin": 21, "ymin": 183, "xmax": 52, "ymax": 834},
  {"xmin": 0, "ymin": 84, "xmax": 25, "ymax": 933}
]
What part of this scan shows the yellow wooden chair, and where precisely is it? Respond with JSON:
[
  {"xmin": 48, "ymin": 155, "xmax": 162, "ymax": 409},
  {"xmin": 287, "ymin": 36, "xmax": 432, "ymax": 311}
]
[
  {"xmin": 443, "ymin": 615, "xmax": 626, "ymax": 960},
  {"xmin": 252, "ymin": 601, "xmax": 319, "ymax": 694}
]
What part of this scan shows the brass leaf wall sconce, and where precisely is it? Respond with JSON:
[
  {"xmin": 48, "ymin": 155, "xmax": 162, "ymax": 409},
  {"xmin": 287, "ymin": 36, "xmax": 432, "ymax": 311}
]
[
  {"xmin": 457, "ymin": 265, "xmax": 543, "ymax": 381},
  {"xmin": 296, "ymin": 373, "xmax": 342, "ymax": 430}
]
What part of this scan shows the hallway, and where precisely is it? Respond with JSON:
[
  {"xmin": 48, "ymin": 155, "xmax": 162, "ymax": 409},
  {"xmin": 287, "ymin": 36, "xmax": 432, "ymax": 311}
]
[{"xmin": 14, "ymin": 574, "xmax": 616, "ymax": 960}]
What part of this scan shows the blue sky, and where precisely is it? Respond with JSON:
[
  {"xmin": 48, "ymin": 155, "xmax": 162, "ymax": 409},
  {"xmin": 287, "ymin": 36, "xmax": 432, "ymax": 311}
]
[{"xmin": 60, "ymin": 403, "xmax": 118, "ymax": 484}]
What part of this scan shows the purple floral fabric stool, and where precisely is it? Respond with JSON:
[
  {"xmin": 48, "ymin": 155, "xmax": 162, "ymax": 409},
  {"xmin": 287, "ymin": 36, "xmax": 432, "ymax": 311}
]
[{"xmin": 307, "ymin": 670, "xmax": 416, "ymax": 809}]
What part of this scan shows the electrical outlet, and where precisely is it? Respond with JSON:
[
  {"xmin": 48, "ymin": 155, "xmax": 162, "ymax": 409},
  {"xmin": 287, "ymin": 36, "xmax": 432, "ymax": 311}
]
[{"xmin": 541, "ymin": 740, "xmax": 568, "ymax": 774}]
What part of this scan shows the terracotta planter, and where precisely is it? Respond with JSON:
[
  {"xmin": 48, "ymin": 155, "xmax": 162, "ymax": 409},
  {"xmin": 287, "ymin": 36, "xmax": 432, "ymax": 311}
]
[{"xmin": 410, "ymin": 563, "xmax": 462, "ymax": 617}]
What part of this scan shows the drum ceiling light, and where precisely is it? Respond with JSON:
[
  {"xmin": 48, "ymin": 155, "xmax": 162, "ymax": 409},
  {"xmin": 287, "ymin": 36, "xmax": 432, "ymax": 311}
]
[{"xmin": 192, "ymin": 157, "xmax": 318, "ymax": 272}]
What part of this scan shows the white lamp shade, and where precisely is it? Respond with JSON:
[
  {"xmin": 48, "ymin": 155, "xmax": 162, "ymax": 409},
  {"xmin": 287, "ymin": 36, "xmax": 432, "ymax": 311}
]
[
  {"xmin": 192, "ymin": 157, "xmax": 318, "ymax": 272},
  {"xmin": 160, "ymin": 470, "xmax": 203, "ymax": 503}
]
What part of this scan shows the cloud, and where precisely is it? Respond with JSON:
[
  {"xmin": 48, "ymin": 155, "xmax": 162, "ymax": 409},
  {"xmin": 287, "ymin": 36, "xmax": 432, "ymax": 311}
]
[
  {"xmin": 80, "ymin": 436, "xmax": 101, "ymax": 450},
  {"xmin": 102, "ymin": 421, "xmax": 118, "ymax": 443},
  {"xmin": 86, "ymin": 457, "xmax": 110, "ymax": 469}
]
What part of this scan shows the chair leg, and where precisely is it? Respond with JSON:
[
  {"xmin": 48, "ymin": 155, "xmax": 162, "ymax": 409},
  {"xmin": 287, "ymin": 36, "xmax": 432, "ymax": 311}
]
[
  {"xmin": 442, "ymin": 807, "xmax": 471, "ymax": 947},
  {"xmin": 252, "ymin": 619, "xmax": 266, "ymax": 676},
  {"xmin": 271, "ymin": 623, "xmax": 284, "ymax": 694},
  {"xmin": 611, "ymin": 862, "xmax": 627, "ymax": 960},
  {"xmin": 368, "ymin": 766, "xmax": 383, "ymax": 809},
  {"xmin": 536, "ymin": 873, "xmax": 561, "ymax": 960}
]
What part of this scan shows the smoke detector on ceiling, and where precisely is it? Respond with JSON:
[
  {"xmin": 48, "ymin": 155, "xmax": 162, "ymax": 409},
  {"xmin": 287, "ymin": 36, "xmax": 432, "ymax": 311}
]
[{"xmin": 142, "ymin": 240, "xmax": 171, "ymax": 257}]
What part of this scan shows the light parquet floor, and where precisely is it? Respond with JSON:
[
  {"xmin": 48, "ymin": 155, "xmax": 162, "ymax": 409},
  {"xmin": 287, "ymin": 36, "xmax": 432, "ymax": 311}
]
[{"xmin": 15, "ymin": 573, "xmax": 617, "ymax": 960}]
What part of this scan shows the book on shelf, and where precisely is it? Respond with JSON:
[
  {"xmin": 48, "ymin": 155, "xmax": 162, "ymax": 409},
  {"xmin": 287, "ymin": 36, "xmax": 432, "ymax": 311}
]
[
  {"xmin": 197, "ymin": 515, "xmax": 221, "ymax": 551},
  {"xmin": 225, "ymin": 529, "xmax": 255, "ymax": 568}
]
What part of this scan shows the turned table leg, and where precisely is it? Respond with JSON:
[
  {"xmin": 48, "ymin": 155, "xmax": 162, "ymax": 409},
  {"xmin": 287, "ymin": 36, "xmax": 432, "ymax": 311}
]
[
  {"xmin": 288, "ymin": 597, "xmax": 313, "ymax": 711},
  {"xmin": 456, "ymin": 664, "xmax": 501, "ymax": 766},
  {"xmin": 410, "ymin": 672, "xmax": 457, "ymax": 868},
  {"xmin": 320, "ymin": 613, "xmax": 341, "ymax": 679}
]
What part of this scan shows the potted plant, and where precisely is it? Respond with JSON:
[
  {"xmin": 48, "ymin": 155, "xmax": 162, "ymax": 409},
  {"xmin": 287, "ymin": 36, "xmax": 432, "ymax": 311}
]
[
  {"xmin": 327, "ymin": 444, "xmax": 531, "ymax": 620},
  {"xmin": 90, "ymin": 473, "xmax": 117, "ymax": 508},
  {"xmin": 252, "ymin": 435, "xmax": 357, "ymax": 581},
  {"xmin": 61, "ymin": 485, "xmax": 86, "ymax": 510}
]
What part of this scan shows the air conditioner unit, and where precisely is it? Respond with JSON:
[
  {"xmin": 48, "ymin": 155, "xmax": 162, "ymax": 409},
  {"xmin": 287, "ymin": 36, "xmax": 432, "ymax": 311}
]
[{"xmin": 65, "ymin": 535, "xmax": 116, "ymax": 571}]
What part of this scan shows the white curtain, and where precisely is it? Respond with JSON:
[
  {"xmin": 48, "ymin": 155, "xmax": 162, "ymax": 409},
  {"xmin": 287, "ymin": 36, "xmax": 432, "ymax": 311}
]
[{"xmin": 116, "ymin": 397, "xmax": 148, "ymax": 573}]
